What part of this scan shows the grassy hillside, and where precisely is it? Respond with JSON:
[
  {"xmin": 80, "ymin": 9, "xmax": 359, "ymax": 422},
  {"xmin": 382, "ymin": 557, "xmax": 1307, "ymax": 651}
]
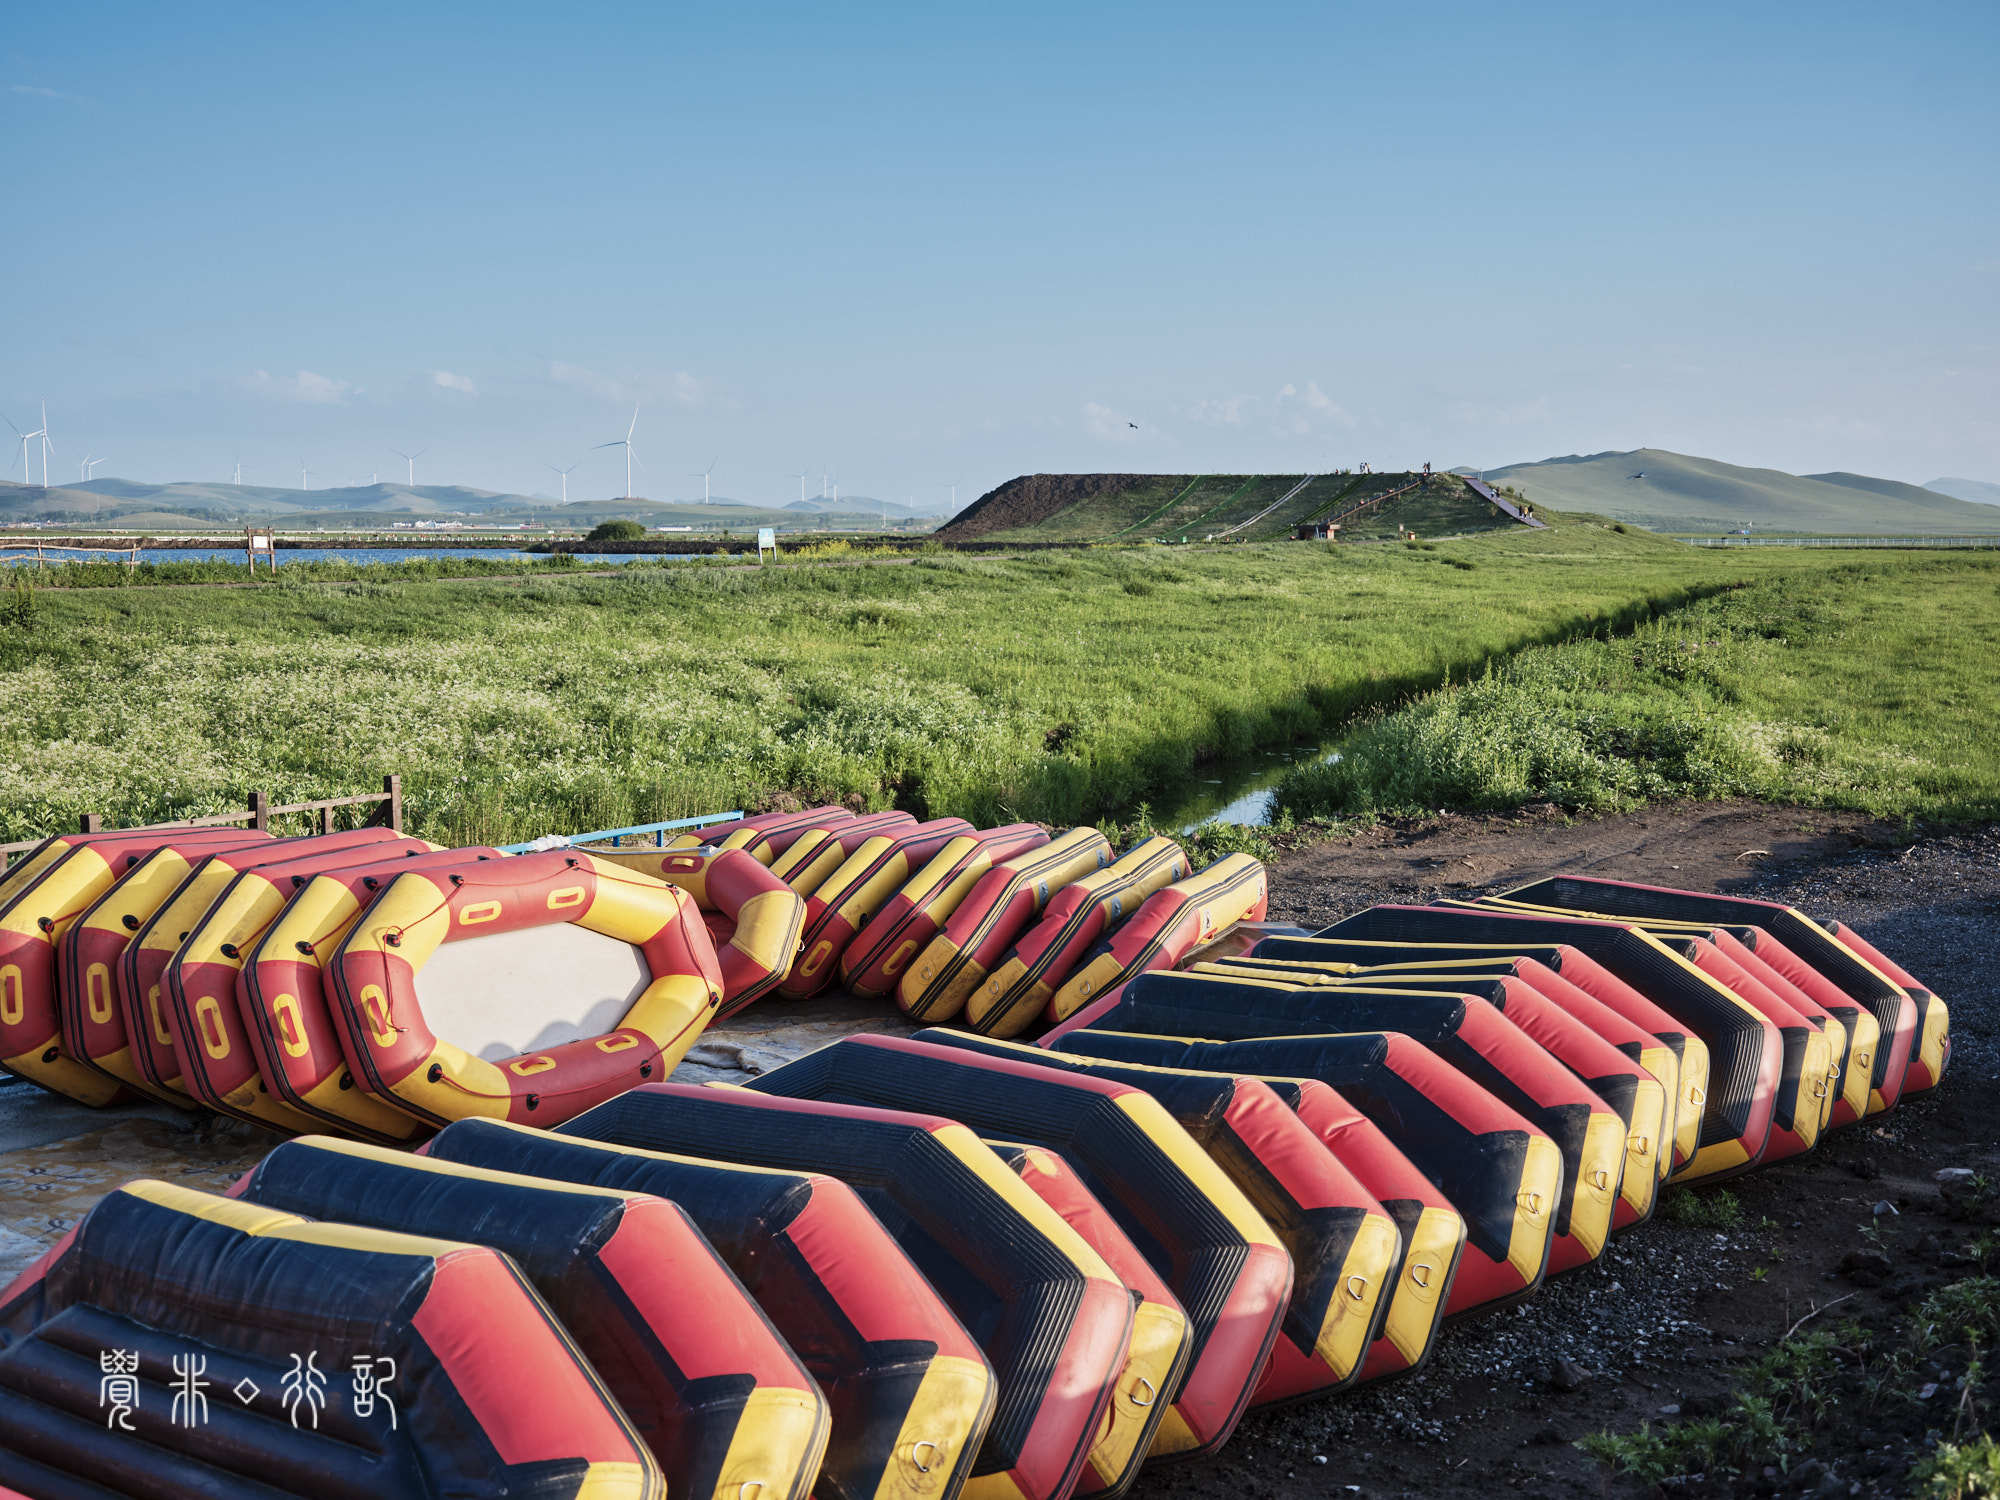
[
  {"xmin": 1482, "ymin": 449, "xmax": 2000, "ymax": 534},
  {"xmin": 941, "ymin": 471, "xmax": 1523, "ymax": 544},
  {"xmin": 0, "ymin": 521, "xmax": 1813, "ymax": 845}
]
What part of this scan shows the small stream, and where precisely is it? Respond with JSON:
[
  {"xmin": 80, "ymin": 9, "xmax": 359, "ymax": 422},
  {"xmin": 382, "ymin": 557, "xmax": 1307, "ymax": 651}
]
[{"xmin": 1156, "ymin": 746, "xmax": 1341, "ymax": 830}]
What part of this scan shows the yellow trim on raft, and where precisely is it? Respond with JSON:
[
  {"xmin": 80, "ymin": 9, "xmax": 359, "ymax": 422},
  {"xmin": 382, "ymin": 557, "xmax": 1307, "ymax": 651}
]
[
  {"xmin": 1508, "ymin": 1134, "xmax": 1563, "ymax": 1288},
  {"xmin": 940, "ymin": 1113, "xmax": 1205, "ymax": 1493},
  {"xmin": 1568, "ymin": 1110, "xmax": 1625, "ymax": 1262},
  {"xmin": 1620, "ymin": 1076, "xmax": 1667, "ymax": 1221},
  {"xmin": 1381, "ymin": 1206, "xmax": 1460, "ymax": 1367},
  {"xmin": 248, "ymin": 877, "xmax": 432, "ymax": 1140},
  {"xmin": 896, "ymin": 829, "xmax": 1113, "ymax": 1022},
  {"xmin": 2, "ymin": 845, "xmax": 129, "ymax": 1105},
  {"xmin": 874, "ymin": 1354, "xmax": 999, "ymax": 1500},
  {"xmin": 713, "ymin": 1385, "xmax": 832, "ymax": 1500},
  {"xmin": 1313, "ymin": 1207, "xmax": 1399, "ymax": 1383}
]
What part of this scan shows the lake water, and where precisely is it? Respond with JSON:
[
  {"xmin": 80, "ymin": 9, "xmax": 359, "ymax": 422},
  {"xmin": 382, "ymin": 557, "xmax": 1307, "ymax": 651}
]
[{"xmin": 0, "ymin": 547, "xmax": 690, "ymax": 567}]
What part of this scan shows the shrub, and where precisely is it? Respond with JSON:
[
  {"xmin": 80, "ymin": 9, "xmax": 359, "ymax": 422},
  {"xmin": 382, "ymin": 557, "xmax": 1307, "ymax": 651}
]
[{"xmin": 587, "ymin": 519, "xmax": 648, "ymax": 543}]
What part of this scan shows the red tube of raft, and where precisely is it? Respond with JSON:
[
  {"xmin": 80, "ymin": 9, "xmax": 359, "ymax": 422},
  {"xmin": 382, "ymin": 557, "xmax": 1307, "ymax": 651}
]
[
  {"xmin": 590, "ymin": 845, "xmax": 807, "ymax": 1019},
  {"xmin": 669, "ymin": 805, "xmax": 855, "ymax": 862},
  {"xmin": 779, "ymin": 817, "xmax": 976, "ymax": 999},
  {"xmin": 1043, "ymin": 854, "xmax": 1270, "ymax": 1027},
  {"xmin": 55, "ymin": 831, "xmax": 274, "ymax": 1099},
  {"xmin": 898, "ymin": 829, "xmax": 1114, "ymax": 1022},
  {"xmin": 839, "ymin": 824, "xmax": 1050, "ymax": 1000},
  {"xmin": 236, "ymin": 847, "xmax": 504, "ymax": 1143},
  {"xmin": 166, "ymin": 838, "xmax": 435, "ymax": 1131},
  {"xmin": 964, "ymin": 837, "xmax": 1191, "ymax": 1037}
]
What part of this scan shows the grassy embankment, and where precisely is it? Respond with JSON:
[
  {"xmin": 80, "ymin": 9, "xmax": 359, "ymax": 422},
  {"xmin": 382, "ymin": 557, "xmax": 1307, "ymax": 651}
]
[
  {"xmin": 0, "ymin": 521, "xmax": 1804, "ymax": 847},
  {"xmin": 1275, "ymin": 553, "xmax": 2000, "ymax": 825}
]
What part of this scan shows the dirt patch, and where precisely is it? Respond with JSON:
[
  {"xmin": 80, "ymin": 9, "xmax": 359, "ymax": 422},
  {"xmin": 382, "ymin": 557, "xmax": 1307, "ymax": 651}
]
[{"xmin": 1267, "ymin": 800, "xmax": 1909, "ymax": 925}]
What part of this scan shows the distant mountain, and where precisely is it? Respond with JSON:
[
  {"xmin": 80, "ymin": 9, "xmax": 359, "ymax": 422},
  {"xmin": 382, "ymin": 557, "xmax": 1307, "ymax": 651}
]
[
  {"xmin": 1925, "ymin": 477, "xmax": 2000, "ymax": 507},
  {"xmin": 1476, "ymin": 450, "xmax": 2000, "ymax": 534},
  {"xmin": 783, "ymin": 494, "xmax": 937, "ymax": 518},
  {"xmin": 0, "ymin": 477, "xmax": 938, "ymax": 533}
]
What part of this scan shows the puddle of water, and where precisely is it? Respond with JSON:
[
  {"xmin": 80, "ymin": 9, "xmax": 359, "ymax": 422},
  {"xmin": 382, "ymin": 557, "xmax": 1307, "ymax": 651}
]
[{"xmin": 1158, "ymin": 748, "xmax": 1341, "ymax": 831}]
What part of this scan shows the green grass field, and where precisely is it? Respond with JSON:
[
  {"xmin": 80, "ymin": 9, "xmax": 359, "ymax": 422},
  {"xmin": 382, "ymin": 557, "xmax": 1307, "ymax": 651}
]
[
  {"xmin": 1276, "ymin": 553, "xmax": 2000, "ymax": 823},
  {"xmin": 3, "ymin": 524, "xmax": 1991, "ymax": 848}
]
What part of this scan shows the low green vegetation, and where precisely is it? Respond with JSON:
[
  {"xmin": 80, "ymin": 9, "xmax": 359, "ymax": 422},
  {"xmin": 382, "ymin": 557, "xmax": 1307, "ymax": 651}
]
[
  {"xmin": 1579, "ymin": 1325, "xmax": 1848, "ymax": 1484},
  {"xmin": 0, "ymin": 522, "xmax": 1781, "ymax": 846},
  {"xmin": 1275, "ymin": 555, "xmax": 2000, "ymax": 825},
  {"xmin": 585, "ymin": 518, "xmax": 649, "ymax": 542},
  {"xmin": 1659, "ymin": 1187, "xmax": 1745, "ymax": 1230},
  {"xmin": 1584, "ymin": 1269, "xmax": 2000, "ymax": 1493},
  {"xmin": 1911, "ymin": 1437, "xmax": 2000, "ymax": 1498}
]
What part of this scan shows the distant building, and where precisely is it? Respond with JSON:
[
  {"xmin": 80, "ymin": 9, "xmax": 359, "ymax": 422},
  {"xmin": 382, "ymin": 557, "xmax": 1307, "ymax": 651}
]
[{"xmin": 1293, "ymin": 521, "xmax": 1339, "ymax": 541}]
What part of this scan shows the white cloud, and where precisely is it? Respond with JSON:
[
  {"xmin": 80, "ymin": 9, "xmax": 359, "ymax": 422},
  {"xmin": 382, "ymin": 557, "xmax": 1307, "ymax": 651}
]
[
  {"xmin": 1083, "ymin": 401, "xmax": 1141, "ymax": 440},
  {"xmin": 249, "ymin": 369, "xmax": 355, "ymax": 404},
  {"xmin": 9, "ymin": 84, "xmax": 84, "ymax": 102},
  {"xmin": 1187, "ymin": 395, "xmax": 1252, "ymax": 427},
  {"xmin": 1272, "ymin": 379, "xmax": 1353, "ymax": 431},
  {"xmin": 550, "ymin": 361, "xmax": 706, "ymax": 408},
  {"xmin": 430, "ymin": 369, "xmax": 476, "ymax": 395}
]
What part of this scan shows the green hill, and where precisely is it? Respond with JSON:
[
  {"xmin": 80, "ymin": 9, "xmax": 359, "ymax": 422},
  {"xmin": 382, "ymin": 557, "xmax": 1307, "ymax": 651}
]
[
  {"xmin": 1479, "ymin": 449, "xmax": 2000, "ymax": 534},
  {"xmin": 939, "ymin": 471, "xmax": 1525, "ymax": 544}
]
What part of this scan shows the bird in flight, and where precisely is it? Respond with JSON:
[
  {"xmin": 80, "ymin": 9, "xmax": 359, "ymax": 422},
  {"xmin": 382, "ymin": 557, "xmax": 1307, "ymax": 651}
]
[
  {"xmin": 1128, "ymin": 421, "xmax": 1139, "ymax": 429},
  {"xmin": 1630, "ymin": 471, "xmax": 1645, "ymax": 479}
]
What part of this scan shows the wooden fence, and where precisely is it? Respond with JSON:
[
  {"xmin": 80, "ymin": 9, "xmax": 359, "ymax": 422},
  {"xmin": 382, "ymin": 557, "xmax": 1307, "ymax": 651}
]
[{"xmin": 0, "ymin": 775, "xmax": 403, "ymax": 868}]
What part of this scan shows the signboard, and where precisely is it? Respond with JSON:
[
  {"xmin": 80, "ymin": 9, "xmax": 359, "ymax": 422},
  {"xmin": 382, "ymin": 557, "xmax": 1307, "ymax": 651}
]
[
  {"xmin": 756, "ymin": 527, "xmax": 776, "ymax": 562},
  {"xmin": 249, "ymin": 534, "xmax": 271, "ymax": 550}
]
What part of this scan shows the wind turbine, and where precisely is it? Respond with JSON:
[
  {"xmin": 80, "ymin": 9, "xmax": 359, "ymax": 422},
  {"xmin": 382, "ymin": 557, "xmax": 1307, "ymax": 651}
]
[
  {"xmin": 690, "ymin": 458, "xmax": 716, "ymax": 504},
  {"xmin": 80, "ymin": 455, "xmax": 107, "ymax": 481},
  {"xmin": 594, "ymin": 404, "xmax": 640, "ymax": 500},
  {"xmin": 25, "ymin": 404, "xmax": 51, "ymax": 487},
  {"xmin": 232, "ymin": 456, "xmax": 242, "ymax": 486},
  {"xmin": 793, "ymin": 472, "xmax": 807, "ymax": 505},
  {"xmin": 300, "ymin": 459, "xmax": 309, "ymax": 491},
  {"xmin": 548, "ymin": 462, "xmax": 578, "ymax": 503},
  {"xmin": 3, "ymin": 414, "xmax": 27, "ymax": 484},
  {"xmin": 392, "ymin": 448, "xmax": 427, "ymax": 486}
]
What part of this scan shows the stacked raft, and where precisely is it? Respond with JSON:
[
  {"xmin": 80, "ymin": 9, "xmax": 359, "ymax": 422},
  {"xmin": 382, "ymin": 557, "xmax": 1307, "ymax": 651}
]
[
  {"xmin": 0, "ymin": 810, "xmax": 1266, "ymax": 1138},
  {"xmin": 0, "ymin": 840, "xmax": 1952, "ymax": 1500}
]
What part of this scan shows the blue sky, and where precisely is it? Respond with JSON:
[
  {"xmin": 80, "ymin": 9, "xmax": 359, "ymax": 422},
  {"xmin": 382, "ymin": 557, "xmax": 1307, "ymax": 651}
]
[{"xmin": 4, "ymin": 1, "xmax": 1995, "ymax": 507}]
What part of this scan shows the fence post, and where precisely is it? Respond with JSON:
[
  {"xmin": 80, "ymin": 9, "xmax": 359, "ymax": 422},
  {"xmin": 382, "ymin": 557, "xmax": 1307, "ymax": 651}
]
[
  {"xmin": 320, "ymin": 804, "xmax": 336, "ymax": 836},
  {"xmin": 382, "ymin": 774, "xmax": 403, "ymax": 833},
  {"xmin": 249, "ymin": 791, "xmax": 270, "ymax": 832},
  {"xmin": 79, "ymin": 813, "xmax": 102, "ymax": 833}
]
